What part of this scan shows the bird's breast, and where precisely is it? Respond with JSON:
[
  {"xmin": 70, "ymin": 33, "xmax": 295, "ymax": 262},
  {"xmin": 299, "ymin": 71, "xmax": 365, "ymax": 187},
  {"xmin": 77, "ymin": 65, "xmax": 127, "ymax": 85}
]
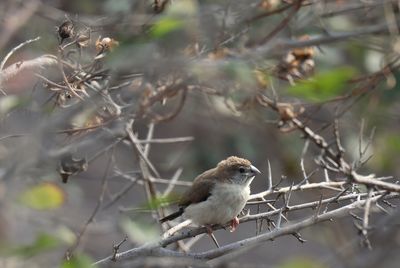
[
  {"xmin": 184, "ymin": 182, "xmax": 250, "ymax": 226},
  {"xmin": 211, "ymin": 182, "xmax": 250, "ymax": 208}
]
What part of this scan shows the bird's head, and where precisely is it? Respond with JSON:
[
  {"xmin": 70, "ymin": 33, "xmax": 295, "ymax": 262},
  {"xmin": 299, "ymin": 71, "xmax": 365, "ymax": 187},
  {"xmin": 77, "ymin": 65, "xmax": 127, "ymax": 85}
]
[{"xmin": 216, "ymin": 156, "xmax": 261, "ymax": 185}]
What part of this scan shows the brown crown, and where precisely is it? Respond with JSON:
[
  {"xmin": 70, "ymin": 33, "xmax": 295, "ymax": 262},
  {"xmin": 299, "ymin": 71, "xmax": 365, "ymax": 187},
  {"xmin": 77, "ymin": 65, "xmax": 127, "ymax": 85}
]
[{"xmin": 217, "ymin": 156, "xmax": 251, "ymax": 169}]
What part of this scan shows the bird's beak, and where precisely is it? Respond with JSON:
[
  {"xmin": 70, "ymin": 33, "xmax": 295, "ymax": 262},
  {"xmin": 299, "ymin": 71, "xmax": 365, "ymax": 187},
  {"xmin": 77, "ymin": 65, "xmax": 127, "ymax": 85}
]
[{"xmin": 250, "ymin": 165, "xmax": 261, "ymax": 175}]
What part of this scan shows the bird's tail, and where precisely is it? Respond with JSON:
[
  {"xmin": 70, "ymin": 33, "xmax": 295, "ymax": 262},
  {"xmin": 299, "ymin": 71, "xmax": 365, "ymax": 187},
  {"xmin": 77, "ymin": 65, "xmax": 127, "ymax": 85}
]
[{"xmin": 159, "ymin": 208, "xmax": 184, "ymax": 223}]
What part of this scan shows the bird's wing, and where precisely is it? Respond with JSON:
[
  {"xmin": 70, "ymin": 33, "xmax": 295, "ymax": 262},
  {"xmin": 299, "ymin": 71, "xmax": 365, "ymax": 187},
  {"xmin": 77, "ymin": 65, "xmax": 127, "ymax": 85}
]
[
  {"xmin": 178, "ymin": 169, "xmax": 216, "ymax": 207},
  {"xmin": 159, "ymin": 169, "xmax": 216, "ymax": 223}
]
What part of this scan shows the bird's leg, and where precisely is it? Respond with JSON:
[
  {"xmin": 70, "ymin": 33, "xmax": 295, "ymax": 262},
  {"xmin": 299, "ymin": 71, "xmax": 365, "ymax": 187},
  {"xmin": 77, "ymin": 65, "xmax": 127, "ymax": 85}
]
[
  {"xmin": 205, "ymin": 225, "xmax": 213, "ymax": 235},
  {"xmin": 205, "ymin": 225, "xmax": 220, "ymax": 248},
  {"xmin": 229, "ymin": 217, "xmax": 240, "ymax": 232}
]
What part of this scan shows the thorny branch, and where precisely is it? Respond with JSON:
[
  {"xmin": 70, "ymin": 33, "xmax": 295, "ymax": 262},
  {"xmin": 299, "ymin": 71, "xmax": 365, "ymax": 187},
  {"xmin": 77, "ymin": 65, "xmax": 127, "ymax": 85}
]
[{"xmin": 93, "ymin": 192, "xmax": 399, "ymax": 265}]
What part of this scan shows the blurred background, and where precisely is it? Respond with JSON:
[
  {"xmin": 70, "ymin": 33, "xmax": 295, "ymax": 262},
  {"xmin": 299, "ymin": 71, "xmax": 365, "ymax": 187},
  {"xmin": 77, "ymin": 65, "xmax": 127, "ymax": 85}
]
[{"xmin": 0, "ymin": 0, "xmax": 400, "ymax": 267}]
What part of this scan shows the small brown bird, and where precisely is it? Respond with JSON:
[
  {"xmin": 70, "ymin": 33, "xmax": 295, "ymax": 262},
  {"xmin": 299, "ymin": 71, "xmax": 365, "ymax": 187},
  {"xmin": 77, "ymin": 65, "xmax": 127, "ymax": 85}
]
[{"xmin": 160, "ymin": 156, "xmax": 260, "ymax": 232}]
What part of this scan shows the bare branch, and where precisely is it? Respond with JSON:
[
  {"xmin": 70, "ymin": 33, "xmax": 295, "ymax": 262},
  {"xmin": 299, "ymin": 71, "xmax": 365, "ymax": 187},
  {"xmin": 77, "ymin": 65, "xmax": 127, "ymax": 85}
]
[
  {"xmin": 351, "ymin": 172, "xmax": 400, "ymax": 193},
  {"xmin": 250, "ymin": 181, "xmax": 346, "ymax": 200}
]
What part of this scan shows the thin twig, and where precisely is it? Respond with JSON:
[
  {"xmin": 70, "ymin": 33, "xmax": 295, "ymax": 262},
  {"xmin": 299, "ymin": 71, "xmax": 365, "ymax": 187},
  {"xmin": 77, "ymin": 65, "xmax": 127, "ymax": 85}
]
[
  {"xmin": 361, "ymin": 188, "xmax": 373, "ymax": 249},
  {"xmin": 102, "ymin": 176, "xmax": 139, "ymax": 210},
  {"xmin": 250, "ymin": 181, "xmax": 346, "ymax": 200},
  {"xmin": 266, "ymin": 159, "xmax": 272, "ymax": 190},
  {"xmin": 65, "ymin": 153, "xmax": 112, "ymax": 260},
  {"xmin": 125, "ymin": 121, "xmax": 160, "ymax": 178},
  {"xmin": 0, "ymin": 36, "xmax": 41, "ymax": 71},
  {"xmin": 111, "ymin": 236, "xmax": 128, "ymax": 262},
  {"xmin": 251, "ymin": 0, "xmax": 304, "ymax": 46},
  {"xmin": 137, "ymin": 137, "xmax": 194, "ymax": 144},
  {"xmin": 209, "ymin": 233, "xmax": 220, "ymax": 248},
  {"xmin": 163, "ymin": 168, "xmax": 183, "ymax": 197}
]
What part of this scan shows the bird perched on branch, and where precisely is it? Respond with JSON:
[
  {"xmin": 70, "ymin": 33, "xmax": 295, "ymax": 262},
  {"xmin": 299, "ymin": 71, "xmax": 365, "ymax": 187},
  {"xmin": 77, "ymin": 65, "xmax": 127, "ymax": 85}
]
[{"xmin": 160, "ymin": 156, "xmax": 260, "ymax": 233}]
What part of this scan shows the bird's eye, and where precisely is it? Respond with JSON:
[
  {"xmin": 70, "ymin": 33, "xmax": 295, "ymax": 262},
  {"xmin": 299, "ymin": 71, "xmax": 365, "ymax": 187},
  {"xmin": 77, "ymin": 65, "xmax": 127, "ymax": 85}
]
[{"xmin": 239, "ymin": 167, "xmax": 245, "ymax": 173}]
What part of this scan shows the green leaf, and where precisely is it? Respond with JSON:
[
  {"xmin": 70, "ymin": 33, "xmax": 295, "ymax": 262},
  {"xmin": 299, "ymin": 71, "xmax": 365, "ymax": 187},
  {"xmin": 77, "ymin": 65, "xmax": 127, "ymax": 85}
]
[
  {"xmin": 2, "ymin": 233, "xmax": 60, "ymax": 258},
  {"xmin": 288, "ymin": 67, "xmax": 356, "ymax": 101},
  {"xmin": 61, "ymin": 254, "xmax": 94, "ymax": 268},
  {"xmin": 19, "ymin": 182, "xmax": 65, "ymax": 210},
  {"xmin": 150, "ymin": 17, "xmax": 184, "ymax": 38}
]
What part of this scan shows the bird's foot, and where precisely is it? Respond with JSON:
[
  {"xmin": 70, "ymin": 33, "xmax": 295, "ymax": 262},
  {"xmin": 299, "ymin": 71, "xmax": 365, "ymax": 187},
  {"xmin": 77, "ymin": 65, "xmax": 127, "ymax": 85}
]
[{"xmin": 229, "ymin": 217, "xmax": 240, "ymax": 232}]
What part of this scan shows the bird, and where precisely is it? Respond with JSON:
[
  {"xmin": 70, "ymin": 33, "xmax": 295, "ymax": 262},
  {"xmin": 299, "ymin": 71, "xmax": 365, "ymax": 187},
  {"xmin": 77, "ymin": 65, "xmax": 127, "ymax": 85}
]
[{"xmin": 160, "ymin": 156, "xmax": 261, "ymax": 234}]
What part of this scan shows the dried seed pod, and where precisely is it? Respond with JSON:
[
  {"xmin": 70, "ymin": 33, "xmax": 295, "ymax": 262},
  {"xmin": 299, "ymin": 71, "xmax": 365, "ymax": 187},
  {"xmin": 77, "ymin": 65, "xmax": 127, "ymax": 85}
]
[
  {"xmin": 276, "ymin": 35, "xmax": 315, "ymax": 81},
  {"xmin": 59, "ymin": 153, "xmax": 88, "ymax": 183},
  {"xmin": 95, "ymin": 37, "xmax": 119, "ymax": 54},
  {"xmin": 58, "ymin": 20, "xmax": 74, "ymax": 44},
  {"xmin": 153, "ymin": 0, "xmax": 170, "ymax": 13}
]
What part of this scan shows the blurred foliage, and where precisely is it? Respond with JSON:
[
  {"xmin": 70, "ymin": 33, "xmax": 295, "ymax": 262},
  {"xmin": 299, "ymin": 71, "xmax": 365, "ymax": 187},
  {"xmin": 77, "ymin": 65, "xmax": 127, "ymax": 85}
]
[
  {"xmin": 142, "ymin": 194, "xmax": 180, "ymax": 210},
  {"xmin": 0, "ymin": 96, "xmax": 26, "ymax": 116},
  {"xmin": 288, "ymin": 67, "xmax": 356, "ymax": 101},
  {"xmin": 1, "ymin": 233, "xmax": 59, "ymax": 259},
  {"xmin": 150, "ymin": 17, "xmax": 185, "ymax": 38},
  {"xmin": 60, "ymin": 254, "xmax": 94, "ymax": 268},
  {"xmin": 224, "ymin": 61, "xmax": 255, "ymax": 87},
  {"xmin": 372, "ymin": 133, "xmax": 400, "ymax": 171},
  {"xmin": 167, "ymin": 0, "xmax": 197, "ymax": 16},
  {"xmin": 150, "ymin": 0, "xmax": 197, "ymax": 39},
  {"xmin": 103, "ymin": 0, "xmax": 132, "ymax": 13},
  {"xmin": 19, "ymin": 182, "xmax": 65, "ymax": 210},
  {"xmin": 279, "ymin": 257, "xmax": 327, "ymax": 268},
  {"xmin": 120, "ymin": 217, "xmax": 160, "ymax": 244}
]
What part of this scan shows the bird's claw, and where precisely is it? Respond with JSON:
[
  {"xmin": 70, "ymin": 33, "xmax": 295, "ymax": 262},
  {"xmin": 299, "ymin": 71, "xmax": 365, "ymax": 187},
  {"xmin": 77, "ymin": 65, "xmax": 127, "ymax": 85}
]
[{"xmin": 229, "ymin": 217, "xmax": 240, "ymax": 232}]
